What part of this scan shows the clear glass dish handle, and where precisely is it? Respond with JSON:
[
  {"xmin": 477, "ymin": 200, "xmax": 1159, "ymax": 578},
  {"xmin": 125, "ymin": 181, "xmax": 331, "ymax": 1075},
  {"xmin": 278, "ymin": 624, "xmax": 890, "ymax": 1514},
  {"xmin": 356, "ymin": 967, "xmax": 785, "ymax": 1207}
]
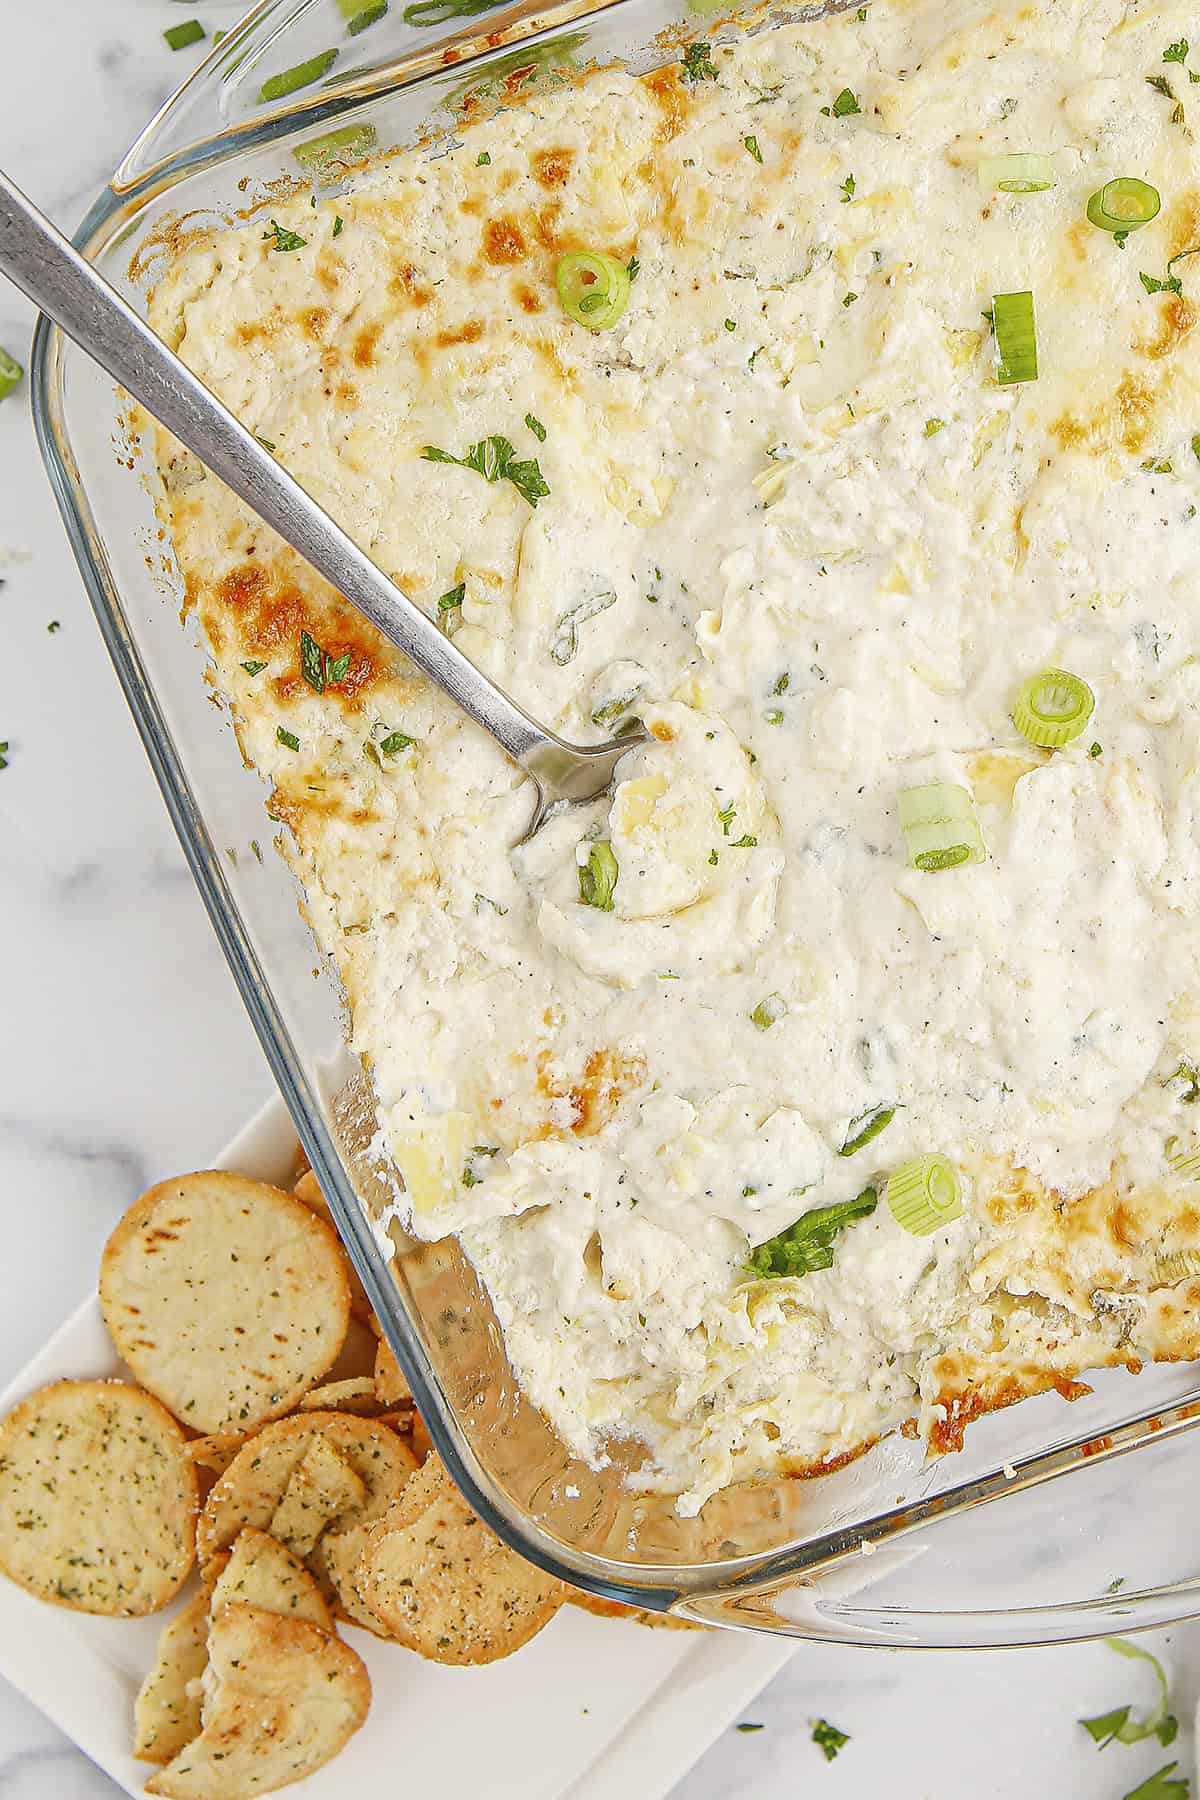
[{"xmin": 0, "ymin": 164, "xmax": 634, "ymax": 827}]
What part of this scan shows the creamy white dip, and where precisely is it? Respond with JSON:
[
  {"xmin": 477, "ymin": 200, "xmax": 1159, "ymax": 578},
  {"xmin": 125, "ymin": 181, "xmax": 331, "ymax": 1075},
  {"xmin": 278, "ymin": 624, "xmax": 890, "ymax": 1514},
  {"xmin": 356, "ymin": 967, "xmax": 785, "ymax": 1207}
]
[{"xmin": 154, "ymin": 0, "xmax": 1200, "ymax": 1513}]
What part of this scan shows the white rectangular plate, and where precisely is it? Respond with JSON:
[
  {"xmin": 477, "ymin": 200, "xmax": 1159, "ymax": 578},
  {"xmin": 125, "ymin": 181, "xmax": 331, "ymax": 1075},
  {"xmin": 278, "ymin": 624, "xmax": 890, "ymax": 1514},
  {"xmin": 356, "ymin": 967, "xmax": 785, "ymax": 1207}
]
[{"xmin": 0, "ymin": 1094, "xmax": 792, "ymax": 1800}]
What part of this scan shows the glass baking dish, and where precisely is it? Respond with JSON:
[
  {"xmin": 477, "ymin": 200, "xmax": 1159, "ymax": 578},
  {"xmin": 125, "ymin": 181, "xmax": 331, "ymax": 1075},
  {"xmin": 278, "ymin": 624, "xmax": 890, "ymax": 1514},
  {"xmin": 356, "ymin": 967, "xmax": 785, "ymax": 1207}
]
[{"xmin": 31, "ymin": 0, "xmax": 1200, "ymax": 1647}]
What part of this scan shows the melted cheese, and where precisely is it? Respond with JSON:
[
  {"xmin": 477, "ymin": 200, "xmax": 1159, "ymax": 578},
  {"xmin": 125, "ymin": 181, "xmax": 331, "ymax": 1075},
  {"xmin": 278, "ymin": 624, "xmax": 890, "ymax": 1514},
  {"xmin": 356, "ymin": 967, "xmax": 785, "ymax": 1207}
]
[{"xmin": 153, "ymin": 0, "xmax": 1200, "ymax": 1514}]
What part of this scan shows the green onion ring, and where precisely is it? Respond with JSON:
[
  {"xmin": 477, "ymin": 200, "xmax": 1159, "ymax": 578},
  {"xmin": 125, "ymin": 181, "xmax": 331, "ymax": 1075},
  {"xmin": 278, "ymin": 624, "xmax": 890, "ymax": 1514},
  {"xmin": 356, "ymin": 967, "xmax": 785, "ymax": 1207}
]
[
  {"xmin": 1087, "ymin": 177, "xmax": 1161, "ymax": 234},
  {"xmin": 556, "ymin": 251, "xmax": 632, "ymax": 331},
  {"xmin": 1012, "ymin": 668, "xmax": 1095, "ymax": 749}
]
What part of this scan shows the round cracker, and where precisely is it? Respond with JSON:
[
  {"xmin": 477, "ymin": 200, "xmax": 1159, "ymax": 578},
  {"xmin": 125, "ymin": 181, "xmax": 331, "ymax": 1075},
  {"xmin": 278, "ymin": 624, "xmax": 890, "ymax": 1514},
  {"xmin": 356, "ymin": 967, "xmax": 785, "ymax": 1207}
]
[
  {"xmin": 100, "ymin": 1172, "xmax": 351, "ymax": 1435},
  {"xmin": 358, "ymin": 1455, "xmax": 563, "ymax": 1664},
  {"xmin": 198, "ymin": 1412, "xmax": 416, "ymax": 1626},
  {"xmin": 292, "ymin": 1171, "xmax": 373, "ymax": 1325},
  {"xmin": 145, "ymin": 1603, "xmax": 370, "ymax": 1799},
  {"xmin": 0, "ymin": 1379, "xmax": 196, "ymax": 1616}
]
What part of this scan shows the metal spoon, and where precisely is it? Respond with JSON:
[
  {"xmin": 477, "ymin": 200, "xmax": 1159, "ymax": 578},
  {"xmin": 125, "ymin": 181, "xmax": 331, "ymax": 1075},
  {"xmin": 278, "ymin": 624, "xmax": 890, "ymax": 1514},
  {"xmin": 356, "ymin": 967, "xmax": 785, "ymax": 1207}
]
[{"xmin": 0, "ymin": 168, "xmax": 640, "ymax": 837}]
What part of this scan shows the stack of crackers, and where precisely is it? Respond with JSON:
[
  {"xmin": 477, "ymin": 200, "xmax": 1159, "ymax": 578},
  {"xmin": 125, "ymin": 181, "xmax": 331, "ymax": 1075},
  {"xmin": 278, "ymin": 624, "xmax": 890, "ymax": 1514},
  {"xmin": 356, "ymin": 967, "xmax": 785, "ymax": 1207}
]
[{"xmin": 0, "ymin": 1164, "xmax": 677, "ymax": 1799}]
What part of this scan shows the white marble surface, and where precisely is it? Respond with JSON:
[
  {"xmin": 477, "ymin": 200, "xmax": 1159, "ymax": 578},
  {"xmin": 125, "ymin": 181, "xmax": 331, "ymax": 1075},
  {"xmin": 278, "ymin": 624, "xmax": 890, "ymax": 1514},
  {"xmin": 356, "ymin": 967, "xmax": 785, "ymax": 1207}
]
[{"xmin": 2, "ymin": 6, "xmax": 1200, "ymax": 1798}]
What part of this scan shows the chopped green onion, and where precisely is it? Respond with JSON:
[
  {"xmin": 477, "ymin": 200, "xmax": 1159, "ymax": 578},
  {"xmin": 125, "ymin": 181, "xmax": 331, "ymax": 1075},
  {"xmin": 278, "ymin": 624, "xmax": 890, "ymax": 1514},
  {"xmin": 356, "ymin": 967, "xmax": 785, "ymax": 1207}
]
[
  {"xmin": 1153, "ymin": 1248, "xmax": 1200, "ymax": 1285},
  {"xmin": 549, "ymin": 591, "xmax": 616, "ymax": 665},
  {"xmin": 578, "ymin": 841, "xmax": 619, "ymax": 911},
  {"xmin": 293, "ymin": 123, "xmax": 376, "ymax": 168},
  {"xmin": 276, "ymin": 726, "xmax": 301, "ymax": 752},
  {"xmin": 993, "ymin": 289, "xmax": 1037, "ymax": 384},
  {"xmin": 259, "ymin": 50, "xmax": 338, "ymax": 102},
  {"xmin": 886, "ymin": 1155, "xmax": 963, "ymax": 1234},
  {"xmin": 556, "ymin": 251, "xmax": 632, "ymax": 331},
  {"xmin": 748, "ymin": 1188, "xmax": 877, "ymax": 1278},
  {"xmin": 744, "ymin": 133, "xmax": 764, "ymax": 163},
  {"xmin": 978, "ymin": 152, "xmax": 1056, "ymax": 192},
  {"xmin": 1166, "ymin": 1135, "xmax": 1200, "ymax": 1179},
  {"xmin": 164, "ymin": 18, "xmax": 205, "ymax": 50},
  {"xmin": 0, "ymin": 348, "xmax": 24, "ymax": 400},
  {"xmin": 750, "ymin": 993, "xmax": 787, "ymax": 1030},
  {"xmin": 241, "ymin": 660, "xmax": 267, "ymax": 676},
  {"xmin": 1087, "ymin": 177, "xmax": 1160, "ymax": 236},
  {"xmin": 898, "ymin": 782, "xmax": 985, "ymax": 872},
  {"xmin": 525, "ymin": 412, "xmax": 547, "ymax": 442},
  {"xmin": 0, "ymin": 742, "xmax": 9, "ymax": 770},
  {"xmin": 342, "ymin": 0, "xmax": 389, "ymax": 33},
  {"xmin": 830, "ymin": 87, "xmax": 860, "ymax": 116},
  {"xmin": 436, "ymin": 582, "xmax": 466, "ymax": 629},
  {"xmin": 1080, "ymin": 1639, "xmax": 1178, "ymax": 1750},
  {"xmin": 591, "ymin": 687, "xmax": 643, "ymax": 727},
  {"xmin": 839, "ymin": 1105, "xmax": 895, "ymax": 1157},
  {"xmin": 1012, "ymin": 668, "xmax": 1095, "ymax": 748},
  {"xmin": 924, "ymin": 417, "xmax": 946, "ymax": 436}
]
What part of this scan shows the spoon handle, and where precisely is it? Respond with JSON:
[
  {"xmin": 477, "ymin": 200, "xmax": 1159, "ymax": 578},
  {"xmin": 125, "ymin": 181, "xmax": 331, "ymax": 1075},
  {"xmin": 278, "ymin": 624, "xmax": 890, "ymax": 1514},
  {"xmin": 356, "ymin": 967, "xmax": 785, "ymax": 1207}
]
[{"xmin": 0, "ymin": 166, "xmax": 558, "ymax": 770}]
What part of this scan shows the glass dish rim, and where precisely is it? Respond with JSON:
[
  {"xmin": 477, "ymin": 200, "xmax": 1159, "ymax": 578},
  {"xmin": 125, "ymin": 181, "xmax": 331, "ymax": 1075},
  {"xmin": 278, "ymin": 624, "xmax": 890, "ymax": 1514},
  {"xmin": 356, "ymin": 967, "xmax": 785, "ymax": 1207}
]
[{"xmin": 29, "ymin": 0, "xmax": 1200, "ymax": 1646}]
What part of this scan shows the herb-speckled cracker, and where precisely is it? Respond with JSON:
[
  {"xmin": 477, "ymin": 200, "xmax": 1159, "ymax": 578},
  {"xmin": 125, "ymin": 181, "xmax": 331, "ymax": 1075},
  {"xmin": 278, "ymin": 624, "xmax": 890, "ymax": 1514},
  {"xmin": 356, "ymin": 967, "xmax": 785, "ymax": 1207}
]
[
  {"xmin": 134, "ymin": 1586, "xmax": 212, "ymax": 1763},
  {"xmin": 198, "ymin": 1412, "xmax": 416, "ymax": 1625},
  {"xmin": 209, "ymin": 1527, "xmax": 333, "ymax": 1630},
  {"xmin": 100, "ymin": 1172, "xmax": 351, "ymax": 1434},
  {"xmin": 0, "ymin": 1379, "xmax": 196, "ymax": 1616},
  {"xmin": 358, "ymin": 1454, "xmax": 563, "ymax": 1663},
  {"xmin": 145, "ymin": 1603, "xmax": 370, "ymax": 1799},
  {"xmin": 292, "ymin": 1171, "xmax": 374, "ymax": 1325}
]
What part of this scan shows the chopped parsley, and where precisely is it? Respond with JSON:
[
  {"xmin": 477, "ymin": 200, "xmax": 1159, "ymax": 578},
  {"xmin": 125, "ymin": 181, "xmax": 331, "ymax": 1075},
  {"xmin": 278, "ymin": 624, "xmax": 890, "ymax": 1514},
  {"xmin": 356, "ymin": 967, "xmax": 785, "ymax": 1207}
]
[
  {"xmin": 730, "ymin": 833, "xmax": 758, "ymax": 847},
  {"xmin": 300, "ymin": 629, "xmax": 351, "ymax": 693},
  {"xmin": 743, "ymin": 133, "xmax": 764, "ymax": 163},
  {"xmin": 1146, "ymin": 73, "xmax": 1186, "ymax": 124},
  {"xmin": 276, "ymin": 726, "xmax": 300, "ymax": 751},
  {"xmin": 708, "ymin": 847, "xmax": 719, "ymax": 865},
  {"xmin": 811, "ymin": 1719, "xmax": 851, "ymax": 1762},
  {"xmin": 262, "ymin": 219, "xmax": 308, "ymax": 253},
  {"xmin": 421, "ymin": 435, "xmax": 549, "ymax": 507},
  {"xmin": 627, "ymin": 255, "xmax": 640, "ymax": 281},
  {"xmin": 1089, "ymin": 741, "xmax": 1104, "ymax": 759},
  {"xmin": 725, "ymin": 318, "xmax": 737, "ymax": 332},
  {"xmin": 332, "ymin": 215, "xmax": 344, "ymax": 237},
  {"xmin": 241, "ymin": 659, "xmax": 268, "ymax": 676},
  {"xmin": 1143, "ymin": 456, "xmax": 1174, "ymax": 474},
  {"xmin": 477, "ymin": 150, "xmax": 492, "ymax": 165},
  {"xmin": 840, "ymin": 172, "xmax": 856, "ymax": 202},
  {"xmin": 436, "ymin": 582, "xmax": 466, "ymax": 631},
  {"xmin": 736, "ymin": 1722, "xmax": 764, "ymax": 1733},
  {"xmin": 682, "ymin": 40, "xmax": 718, "ymax": 82},
  {"xmin": 924, "ymin": 416, "xmax": 946, "ymax": 436},
  {"xmin": 842, "ymin": 291, "xmax": 859, "ymax": 307},
  {"xmin": 1140, "ymin": 269, "xmax": 1183, "ymax": 297},
  {"xmin": 829, "ymin": 86, "xmax": 861, "ymax": 117},
  {"xmin": 718, "ymin": 801, "xmax": 736, "ymax": 834},
  {"xmin": 377, "ymin": 730, "xmax": 416, "ymax": 755},
  {"xmin": 47, "ymin": 620, "xmax": 60, "ymax": 633},
  {"xmin": 525, "ymin": 412, "xmax": 547, "ymax": 442},
  {"xmin": 1120, "ymin": 1765, "xmax": 1189, "ymax": 1800},
  {"xmin": 856, "ymin": 4, "xmax": 867, "ymax": 15},
  {"xmin": 1080, "ymin": 1638, "xmax": 1178, "ymax": 1751},
  {"xmin": 1164, "ymin": 38, "xmax": 1189, "ymax": 64}
]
